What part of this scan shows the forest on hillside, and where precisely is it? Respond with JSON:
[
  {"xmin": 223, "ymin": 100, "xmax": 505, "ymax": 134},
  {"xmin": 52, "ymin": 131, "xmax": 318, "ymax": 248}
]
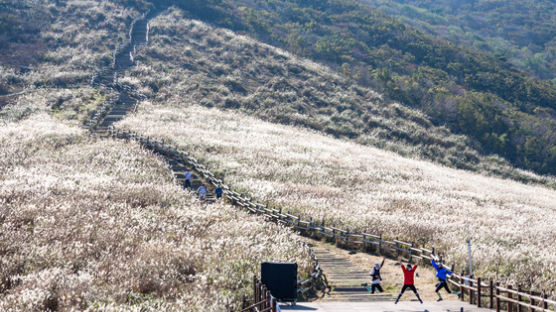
[
  {"xmin": 360, "ymin": 0, "xmax": 556, "ymax": 81},
  {"xmin": 150, "ymin": 0, "xmax": 556, "ymax": 175}
]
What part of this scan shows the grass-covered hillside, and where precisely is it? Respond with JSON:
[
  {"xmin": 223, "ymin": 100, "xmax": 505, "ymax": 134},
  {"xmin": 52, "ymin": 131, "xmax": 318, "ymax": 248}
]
[
  {"xmin": 0, "ymin": 0, "xmax": 143, "ymax": 95},
  {"xmin": 164, "ymin": 0, "xmax": 556, "ymax": 176},
  {"xmin": 0, "ymin": 97, "xmax": 312, "ymax": 311},
  {"xmin": 117, "ymin": 101, "xmax": 556, "ymax": 295},
  {"xmin": 122, "ymin": 9, "xmax": 552, "ymax": 186},
  {"xmin": 360, "ymin": 0, "xmax": 556, "ymax": 81},
  {"xmin": 3, "ymin": 0, "xmax": 555, "ymax": 176},
  {"xmin": 0, "ymin": 5, "xmax": 313, "ymax": 308}
]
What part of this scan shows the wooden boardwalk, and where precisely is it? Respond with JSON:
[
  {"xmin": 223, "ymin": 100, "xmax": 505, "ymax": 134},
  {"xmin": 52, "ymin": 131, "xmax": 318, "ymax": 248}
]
[{"xmin": 280, "ymin": 301, "xmax": 493, "ymax": 311}]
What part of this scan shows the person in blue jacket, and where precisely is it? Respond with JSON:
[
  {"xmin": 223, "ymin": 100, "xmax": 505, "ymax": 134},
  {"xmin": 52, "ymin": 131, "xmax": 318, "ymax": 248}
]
[{"xmin": 431, "ymin": 258, "xmax": 453, "ymax": 301}]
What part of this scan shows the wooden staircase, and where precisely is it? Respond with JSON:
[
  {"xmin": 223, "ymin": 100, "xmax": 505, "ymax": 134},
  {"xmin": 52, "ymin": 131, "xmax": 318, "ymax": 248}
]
[
  {"xmin": 314, "ymin": 247, "xmax": 392, "ymax": 302},
  {"xmin": 88, "ymin": 8, "xmax": 219, "ymax": 204},
  {"xmin": 168, "ymin": 158, "xmax": 216, "ymax": 204}
]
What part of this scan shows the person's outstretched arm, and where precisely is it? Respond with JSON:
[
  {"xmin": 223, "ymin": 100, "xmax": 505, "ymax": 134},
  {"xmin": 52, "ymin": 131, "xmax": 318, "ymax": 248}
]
[
  {"xmin": 431, "ymin": 259, "xmax": 439, "ymax": 270},
  {"xmin": 380, "ymin": 257, "xmax": 385, "ymax": 268}
]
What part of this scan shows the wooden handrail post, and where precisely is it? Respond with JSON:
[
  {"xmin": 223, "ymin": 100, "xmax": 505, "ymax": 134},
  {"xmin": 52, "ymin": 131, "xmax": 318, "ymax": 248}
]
[
  {"xmin": 262, "ymin": 285, "xmax": 267, "ymax": 310},
  {"xmin": 458, "ymin": 274, "xmax": 462, "ymax": 301},
  {"xmin": 469, "ymin": 278, "xmax": 474, "ymax": 305},
  {"xmin": 378, "ymin": 234, "xmax": 382, "ymax": 254},
  {"xmin": 477, "ymin": 277, "xmax": 482, "ymax": 307},
  {"xmin": 395, "ymin": 238, "xmax": 400, "ymax": 259},
  {"xmin": 490, "ymin": 280, "xmax": 494, "ymax": 309},
  {"xmin": 271, "ymin": 296, "xmax": 277, "ymax": 312},
  {"xmin": 508, "ymin": 285, "xmax": 513, "ymax": 312},
  {"xmin": 362, "ymin": 234, "xmax": 367, "ymax": 251},
  {"xmin": 409, "ymin": 242, "xmax": 414, "ymax": 262},
  {"xmin": 542, "ymin": 291, "xmax": 548, "ymax": 310},
  {"xmin": 254, "ymin": 276, "xmax": 259, "ymax": 310},
  {"xmin": 461, "ymin": 270, "xmax": 465, "ymax": 302},
  {"xmin": 517, "ymin": 285, "xmax": 523, "ymax": 312},
  {"xmin": 529, "ymin": 290, "xmax": 535, "ymax": 312},
  {"xmin": 259, "ymin": 284, "xmax": 263, "ymax": 310},
  {"xmin": 496, "ymin": 282, "xmax": 501, "ymax": 312},
  {"xmin": 262, "ymin": 286, "xmax": 266, "ymax": 310}
]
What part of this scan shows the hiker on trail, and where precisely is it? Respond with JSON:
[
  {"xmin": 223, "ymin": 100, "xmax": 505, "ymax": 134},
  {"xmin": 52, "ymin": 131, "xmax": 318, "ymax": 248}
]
[
  {"xmin": 197, "ymin": 184, "xmax": 207, "ymax": 199},
  {"xmin": 394, "ymin": 258, "xmax": 423, "ymax": 304},
  {"xmin": 432, "ymin": 258, "xmax": 454, "ymax": 301},
  {"xmin": 368, "ymin": 257, "xmax": 386, "ymax": 293},
  {"xmin": 184, "ymin": 170, "xmax": 192, "ymax": 188},
  {"xmin": 215, "ymin": 185, "xmax": 223, "ymax": 199}
]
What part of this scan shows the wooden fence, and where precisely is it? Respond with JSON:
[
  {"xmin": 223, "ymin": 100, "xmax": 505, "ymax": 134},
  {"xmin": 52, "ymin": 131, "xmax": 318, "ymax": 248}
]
[
  {"xmin": 240, "ymin": 277, "xmax": 277, "ymax": 312},
  {"xmin": 108, "ymin": 127, "xmax": 555, "ymax": 310},
  {"xmin": 446, "ymin": 275, "xmax": 556, "ymax": 312}
]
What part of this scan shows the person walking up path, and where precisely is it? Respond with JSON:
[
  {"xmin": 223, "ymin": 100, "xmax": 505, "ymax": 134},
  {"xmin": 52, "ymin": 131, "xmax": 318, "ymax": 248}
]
[
  {"xmin": 184, "ymin": 170, "xmax": 192, "ymax": 188},
  {"xmin": 367, "ymin": 257, "xmax": 386, "ymax": 293},
  {"xmin": 215, "ymin": 185, "xmax": 223, "ymax": 200},
  {"xmin": 394, "ymin": 258, "xmax": 423, "ymax": 304},
  {"xmin": 431, "ymin": 258, "xmax": 454, "ymax": 301},
  {"xmin": 197, "ymin": 184, "xmax": 207, "ymax": 200}
]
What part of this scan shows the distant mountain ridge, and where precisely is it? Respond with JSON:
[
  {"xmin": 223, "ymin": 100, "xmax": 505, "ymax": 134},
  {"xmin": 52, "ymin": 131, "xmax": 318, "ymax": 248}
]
[{"xmin": 359, "ymin": 0, "xmax": 556, "ymax": 81}]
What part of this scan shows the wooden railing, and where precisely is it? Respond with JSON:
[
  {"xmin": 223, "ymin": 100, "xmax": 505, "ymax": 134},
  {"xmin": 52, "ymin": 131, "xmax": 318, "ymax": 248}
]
[
  {"xmin": 240, "ymin": 277, "xmax": 277, "ymax": 312},
  {"xmin": 296, "ymin": 246, "xmax": 323, "ymax": 296},
  {"xmin": 447, "ymin": 275, "xmax": 556, "ymax": 312},
  {"xmin": 108, "ymin": 127, "xmax": 556, "ymax": 310}
]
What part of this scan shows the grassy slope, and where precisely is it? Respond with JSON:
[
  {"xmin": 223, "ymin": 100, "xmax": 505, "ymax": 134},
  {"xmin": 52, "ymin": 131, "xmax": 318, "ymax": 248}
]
[
  {"xmin": 114, "ymin": 14, "xmax": 556, "ymax": 289},
  {"xmin": 166, "ymin": 0, "xmax": 556, "ymax": 176},
  {"xmin": 123, "ymin": 9, "xmax": 553, "ymax": 187},
  {"xmin": 118, "ymin": 101, "xmax": 556, "ymax": 293},
  {"xmin": 0, "ymin": 3, "xmax": 313, "ymax": 308},
  {"xmin": 0, "ymin": 0, "xmax": 142, "ymax": 122},
  {"xmin": 0, "ymin": 100, "xmax": 312, "ymax": 311},
  {"xmin": 115, "ymin": 13, "xmax": 556, "ymax": 293},
  {"xmin": 0, "ymin": 0, "xmax": 140, "ymax": 93}
]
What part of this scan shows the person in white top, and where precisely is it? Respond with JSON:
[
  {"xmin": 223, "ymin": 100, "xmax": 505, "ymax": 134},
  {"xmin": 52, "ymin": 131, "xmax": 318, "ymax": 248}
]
[{"xmin": 368, "ymin": 257, "xmax": 386, "ymax": 293}]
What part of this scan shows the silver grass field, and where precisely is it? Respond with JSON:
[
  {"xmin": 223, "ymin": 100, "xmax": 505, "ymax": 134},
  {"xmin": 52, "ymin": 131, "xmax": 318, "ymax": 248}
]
[
  {"xmin": 117, "ymin": 102, "xmax": 556, "ymax": 294},
  {"xmin": 1, "ymin": 1, "xmax": 555, "ymax": 310},
  {"xmin": 0, "ymin": 110, "xmax": 311, "ymax": 311}
]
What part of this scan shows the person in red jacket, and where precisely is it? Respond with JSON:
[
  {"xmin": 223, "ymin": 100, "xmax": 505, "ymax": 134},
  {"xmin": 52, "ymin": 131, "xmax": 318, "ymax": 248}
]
[{"xmin": 394, "ymin": 258, "xmax": 423, "ymax": 304}]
